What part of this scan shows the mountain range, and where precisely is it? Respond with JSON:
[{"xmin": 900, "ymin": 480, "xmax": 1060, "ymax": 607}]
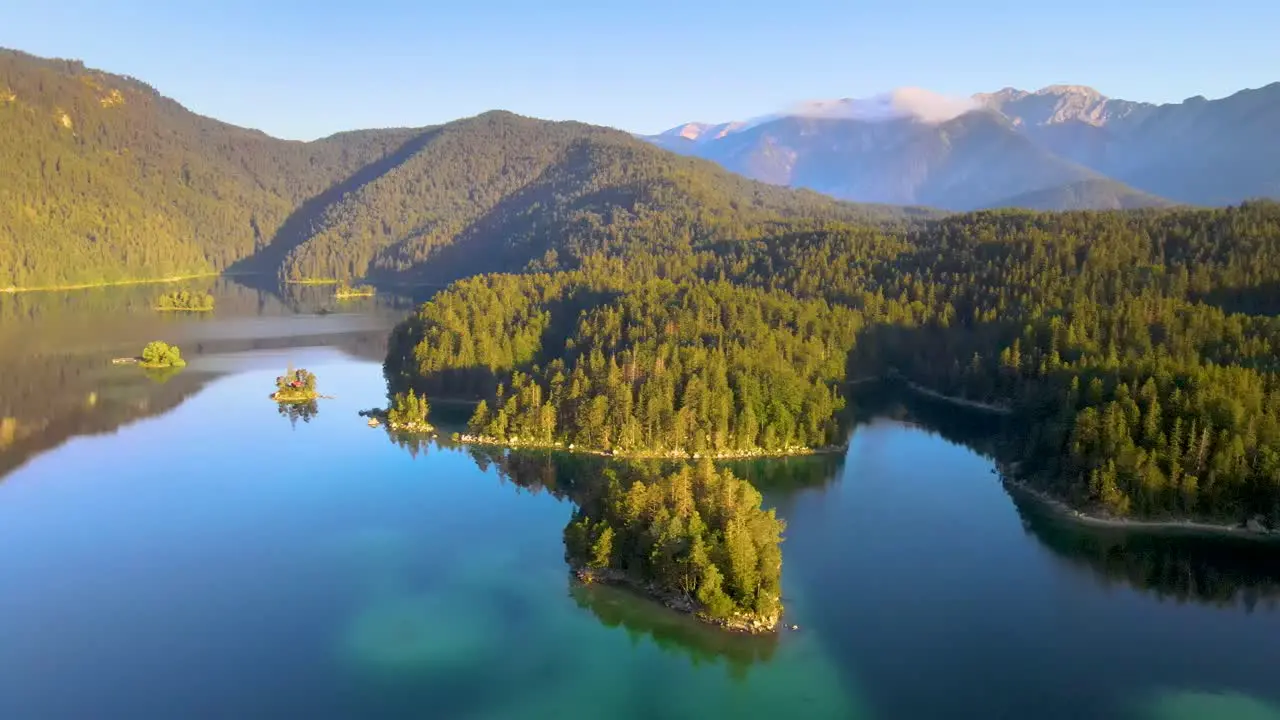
[
  {"xmin": 0, "ymin": 48, "xmax": 921, "ymax": 289},
  {"xmin": 2, "ymin": 46, "xmax": 1278, "ymax": 289},
  {"xmin": 645, "ymin": 84, "xmax": 1280, "ymax": 210}
]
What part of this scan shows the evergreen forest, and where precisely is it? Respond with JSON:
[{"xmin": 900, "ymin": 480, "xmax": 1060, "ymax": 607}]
[
  {"xmin": 4, "ymin": 49, "xmax": 1280, "ymax": 527},
  {"xmin": 388, "ymin": 202, "xmax": 1280, "ymax": 526}
]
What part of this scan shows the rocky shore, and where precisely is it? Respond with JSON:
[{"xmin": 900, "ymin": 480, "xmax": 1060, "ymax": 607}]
[
  {"xmin": 572, "ymin": 566, "xmax": 780, "ymax": 634},
  {"xmin": 451, "ymin": 433, "xmax": 845, "ymax": 460},
  {"xmin": 999, "ymin": 464, "xmax": 1278, "ymax": 540}
]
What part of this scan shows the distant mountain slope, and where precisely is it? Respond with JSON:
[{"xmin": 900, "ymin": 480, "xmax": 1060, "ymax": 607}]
[
  {"xmin": 656, "ymin": 109, "xmax": 1099, "ymax": 210},
  {"xmin": 0, "ymin": 49, "xmax": 928, "ymax": 289},
  {"xmin": 984, "ymin": 179, "xmax": 1175, "ymax": 211},
  {"xmin": 648, "ymin": 83, "xmax": 1280, "ymax": 210},
  {"xmin": 269, "ymin": 111, "xmax": 933, "ymax": 283},
  {"xmin": 0, "ymin": 49, "xmax": 419, "ymax": 288},
  {"xmin": 1100, "ymin": 84, "xmax": 1280, "ymax": 204}
]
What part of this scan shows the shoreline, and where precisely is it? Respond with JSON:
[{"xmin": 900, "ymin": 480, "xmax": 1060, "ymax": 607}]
[
  {"xmin": 451, "ymin": 433, "xmax": 848, "ymax": 461},
  {"xmin": 847, "ymin": 375, "xmax": 1013, "ymax": 414},
  {"xmin": 902, "ymin": 381, "xmax": 1013, "ymax": 414},
  {"xmin": 270, "ymin": 391, "xmax": 325, "ymax": 402},
  {"xmin": 1000, "ymin": 473, "xmax": 1279, "ymax": 541},
  {"xmin": 1, "ymin": 273, "xmax": 221, "ymax": 294},
  {"xmin": 573, "ymin": 567, "xmax": 779, "ymax": 634}
]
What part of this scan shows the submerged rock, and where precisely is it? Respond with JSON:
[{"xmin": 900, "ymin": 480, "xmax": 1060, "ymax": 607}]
[{"xmin": 341, "ymin": 592, "xmax": 495, "ymax": 676}]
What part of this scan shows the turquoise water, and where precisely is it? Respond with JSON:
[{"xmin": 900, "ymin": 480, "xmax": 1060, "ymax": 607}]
[{"xmin": 1, "ymin": 290, "xmax": 1278, "ymax": 719}]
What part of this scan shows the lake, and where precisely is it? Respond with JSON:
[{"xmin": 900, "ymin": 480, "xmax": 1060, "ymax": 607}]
[{"xmin": 1, "ymin": 281, "xmax": 1278, "ymax": 720}]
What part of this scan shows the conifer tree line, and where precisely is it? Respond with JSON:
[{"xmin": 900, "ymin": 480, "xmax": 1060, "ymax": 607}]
[
  {"xmin": 565, "ymin": 462, "xmax": 784, "ymax": 623},
  {"xmin": 6, "ymin": 50, "xmax": 1280, "ymax": 523},
  {"xmin": 387, "ymin": 272, "xmax": 859, "ymax": 455},
  {"xmin": 390, "ymin": 201, "xmax": 1280, "ymax": 524}
]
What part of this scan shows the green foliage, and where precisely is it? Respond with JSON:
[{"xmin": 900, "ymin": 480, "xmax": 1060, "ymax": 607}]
[
  {"xmin": 388, "ymin": 271, "xmax": 855, "ymax": 454},
  {"xmin": 334, "ymin": 284, "xmax": 375, "ymax": 298},
  {"xmin": 155, "ymin": 290, "xmax": 215, "ymax": 311},
  {"xmin": 273, "ymin": 366, "xmax": 318, "ymax": 401},
  {"xmin": 139, "ymin": 341, "xmax": 185, "ymax": 368},
  {"xmin": 9, "ymin": 50, "xmax": 1280, "ymax": 526},
  {"xmin": 564, "ymin": 462, "xmax": 785, "ymax": 622},
  {"xmin": 0, "ymin": 49, "xmax": 418, "ymax": 288},
  {"xmin": 274, "ymin": 111, "xmax": 920, "ymax": 285},
  {"xmin": 386, "ymin": 389, "xmax": 432, "ymax": 431},
  {"xmin": 390, "ymin": 200, "xmax": 1280, "ymax": 524},
  {"xmin": 0, "ymin": 50, "xmax": 920, "ymax": 288}
]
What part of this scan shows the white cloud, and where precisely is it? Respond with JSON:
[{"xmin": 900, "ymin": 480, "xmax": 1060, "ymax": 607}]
[{"xmin": 784, "ymin": 88, "xmax": 979, "ymax": 124}]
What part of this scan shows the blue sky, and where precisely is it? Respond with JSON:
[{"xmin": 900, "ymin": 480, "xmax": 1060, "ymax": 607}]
[{"xmin": 3, "ymin": 0, "xmax": 1277, "ymax": 140}]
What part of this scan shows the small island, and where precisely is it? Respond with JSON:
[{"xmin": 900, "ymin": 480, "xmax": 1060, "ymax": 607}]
[
  {"xmin": 362, "ymin": 390, "xmax": 435, "ymax": 432},
  {"xmin": 114, "ymin": 340, "xmax": 186, "ymax": 368},
  {"xmin": 385, "ymin": 390, "xmax": 434, "ymax": 432},
  {"xmin": 271, "ymin": 367, "xmax": 319, "ymax": 402},
  {"xmin": 334, "ymin": 284, "xmax": 375, "ymax": 299},
  {"xmin": 155, "ymin": 290, "xmax": 215, "ymax": 312},
  {"xmin": 565, "ymin": 462, "xmax": 785, "ymax": 633}
]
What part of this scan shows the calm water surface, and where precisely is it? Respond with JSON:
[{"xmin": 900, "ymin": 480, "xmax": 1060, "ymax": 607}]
[{"xmin": 1, "ymin": 284, "xmax": 1278, "ymax": 720}]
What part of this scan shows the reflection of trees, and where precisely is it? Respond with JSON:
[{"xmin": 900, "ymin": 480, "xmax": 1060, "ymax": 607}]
[
  {"xmin": 0, "ymin": 279, "xmax": 406, "ymax": 481},
  {"xmin": 854, "ymin": 381, "xmax": 1280, "ymax": 611},
  {"xmin": 273, "ymin": 281, "xmax": 420, "ymax": 317},
  {"xmin": 383, "ymin": 430, "xmax": 435, "ymax": 458},
  {"xmin": 432, "ymin": 445, "xmax": 805, "ymax": 669},
  {"xmin": 462, "ymin": 444, "xmax": 845, "ymax": 502},
  {"xmin": 464, "ymin": 446, "xmax": 595, "ymax": 501},
  {"xmin": 142, "ymin": 365, "xmax": 185, "ymax": 384},
  {"xmin": 0, "ymin": 351, "xmax": 206, "ymax": 479},
  {"xmin": 721, "ymin": 453, "xmax": 844, "ymax": 494},
  {"xmin": 1008, "ymin": 489, "xmax": 1280, "ymax": 610},
  {"xmin": 849, "ymin": 380, "xmax": 1008, "ymax": 459},
  {"xmin": 569, "ymin": 580, "xmax": 778, "ymax": 678},
  {"xmin": 277, "ymin": 400, "xmax": 319, "ymax": 426}
]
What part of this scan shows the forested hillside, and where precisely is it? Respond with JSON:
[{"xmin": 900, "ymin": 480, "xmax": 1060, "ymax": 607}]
[
  {"xmin": 0, "ymin": 49, "xmax": 926, "ymax": 289},
  {"xmin": 0, "ymin": 49, "xmax": 426, "ymax": 288},
  {"xmin": 7, "ymin": 49, "xmax": 1280, "ymax": 528},
  {"xmin": 983, "ymin": 179, "xmax": 1176, "ymax": 211},
  {"xmin": 271, "ymin": 111, "xmax": 928, "ymax": 284},
  {"xmin": 389, "ymin": 202, "xmax": 1280, "ymax": 527}
]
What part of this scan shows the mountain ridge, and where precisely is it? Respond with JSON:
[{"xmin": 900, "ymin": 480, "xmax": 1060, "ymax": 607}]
[
  {"xmin": 646, "ymin": 82, "xmax": 1280, "ymax": 210},
  {"xmin": 0, "ymin": 48, "xmax": 931, "ymax": 288}
]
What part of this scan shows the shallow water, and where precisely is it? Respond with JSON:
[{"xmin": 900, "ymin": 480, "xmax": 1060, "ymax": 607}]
[{"xmin": 1, "ymin": 287, "xmax": 1278, "ymax": 719}]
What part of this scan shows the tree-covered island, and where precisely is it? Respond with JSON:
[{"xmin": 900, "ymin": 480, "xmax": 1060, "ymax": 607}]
[
  {"xmin": 271, "ymin": 367, "xmax": 319, "ymax": 402},
  {"xmin": 384, "ymin": 390, "xmax": 434, "ymax": 432},
  {"xmin": 334, "ymin": 284, "xmax": 376, "ymax": 299},
  {"xmin": 135, "ymin": 341, "xmax": 186, "ymax": 368},
  {"xmin": 155, "ymin": 290, "xmax": 215, "ymax": 312},
  {"xmin": 565, "ymin": 462, "xmax": 785, "ymax": 633}
]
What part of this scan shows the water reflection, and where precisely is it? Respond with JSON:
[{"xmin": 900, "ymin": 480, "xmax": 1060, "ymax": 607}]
[
  {"xmin": 1010, "ymin": 490, "xmax": 1280, "ymax": 610},
  {"xmin": 0, "ymin": 278, "xmax": 409, "ymax": 480},
  {"xmin": 569, "ymin": 581, "xmax": 779, "ymax": 677},
  {"xmin": 378, "ymin": 397, "xmax": 1280, "ymax": 621},
  {"xmin": 849, "ymin": 379, "xmax": 1009, "ymax": 457},
  {"xmin": 277, "ymin": 400, "xmax": 320, "ymax": 426}
]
